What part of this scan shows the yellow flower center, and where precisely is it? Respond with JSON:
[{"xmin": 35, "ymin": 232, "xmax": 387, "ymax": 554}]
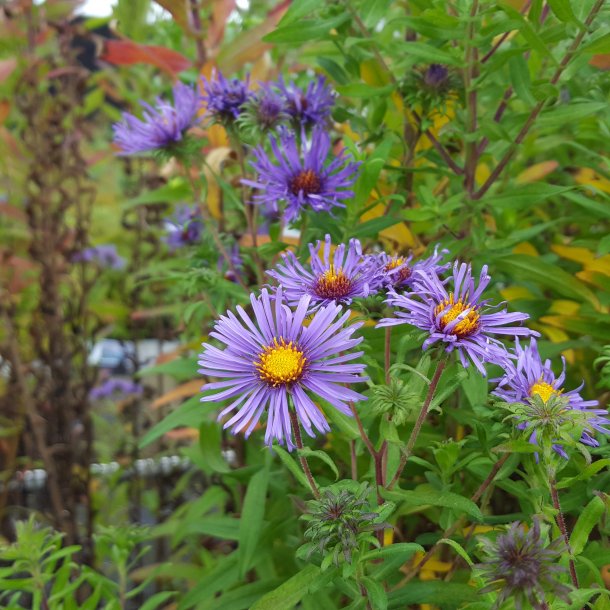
[
  {"xmin": 290, "ymin": 169, "xmax": 321, "ymax": 196},
  {"xmin": 434, "ymin": 294, "xmax": 480, "ymax": 338},
  {"xmin": 313, "ymin": 265, "xmax": 353, "ymax": 300},
  {"xmin": 530, "ymin": 381, "xmax": 561, "ymax": 403},
  {"xmin": 255, "ymin": 338, "xmax": 306, "ymax": 387},
  {"xmin": 384, "ymin": 256, "xmax": 412, "ymax": 283}
]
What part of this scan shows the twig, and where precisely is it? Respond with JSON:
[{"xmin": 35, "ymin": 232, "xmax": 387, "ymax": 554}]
[
  {"xmin": 412, "ymin": 111, "xmax": 464, "ymax": 176},
  {"xmin": 463, "ymin": 0, "xmax": 480, "ymax": 198},
  {"xmin": 549, "ymin": 475, "xmax": 579, "ymax": 589}
]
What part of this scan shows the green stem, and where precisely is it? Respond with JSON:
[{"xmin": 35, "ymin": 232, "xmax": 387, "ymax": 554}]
[
  {"xmin": 289, "ymin": 409, "xmax": 320, "ymax": 499},
  {"xmin": 387, "ymin": 356, "xmax": 447, "ymax": 490}
]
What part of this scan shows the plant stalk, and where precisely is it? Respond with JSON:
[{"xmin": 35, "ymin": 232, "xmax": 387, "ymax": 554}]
[{"xmin": 289, "ymin": 409, "xmax": 320, "ymax": 499}]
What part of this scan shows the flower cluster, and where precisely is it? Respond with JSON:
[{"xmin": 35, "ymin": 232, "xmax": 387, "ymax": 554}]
[
  {"xmin": 72, "ymin": 244, "xmax": 126, "ymax": 270},
  {"xmin": 163, "ymin": 205, "xmax": 203, "ymax": 250},
  {"xmin": 90, "ymin": 378, "xmax": 143, "ymax": 400}
]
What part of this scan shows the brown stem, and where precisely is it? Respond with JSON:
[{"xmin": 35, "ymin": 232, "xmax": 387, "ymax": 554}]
[
  {"xmin": 289, "ymin": 409, "xmax": 320, "ymax": 499},
  {"xmin": 350, "ymin": 440, "xmax": 358, "ymax": 480},
  {"xmin": 463, "ymin": 0, "xmax": 479, "ymax": 198},
  {"xmin": 397, "ymin": 453, "xmax": 510, "ymax": 586},
  {"xmin": 481, "ymin": 0, "xmax": 532, "ymax": 63},
  {"xmin": 384, "ymin": 327, "xmax": 392, "ymax": 385},
  {"xmin": 350, "ymin": 401, "xmax": 377, "ymax": 459},
  {"xmin": 473, "ymin": 0, "xmax": 605, "ymax": 201},
  {"xmin": 412, "ymin": 111, "xmax": 464, "ymax": 176},
  {"xmin": 189, "ymin": 0, "xmax": 207, "ymax": 70},
  {"xmin": 387, "ymin": 356, "xmax": 447, "ymax": 490},
  {"xmin": 549, "ymin": 476, "xmax": 579, "ymax": 589}
]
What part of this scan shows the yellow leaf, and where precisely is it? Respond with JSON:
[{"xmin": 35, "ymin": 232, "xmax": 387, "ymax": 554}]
[
  {"xmin": 513, "ymin": 242, "xmax": 539, "ymax": 256},
  {"xmin": 151, "ymin": 379, "xmax": 202, "ymax": 410},
  {"xmin": 202, "ymin": 146, "xmax": 233, "ymax": 219},
  {"xmin": 500, "ymin": 286, "xmax": 535, "ymax": 301},
  {"xmin": 360, "ymin": 58, "xmax": 390, "ymax": 86},
  {"xmin": 361, "ymin": 202, "xmax": 418, "ymax": 249},
  {"xmin": 551, "ymin": 244, "xmax": 594, "ymax": 265},
  {"xmin": 573, "ymin": 167, "xmax": 610, "ymax": 194},
  {"xmin": 575, "ymin": 269, "xmax": 610, "ymax": 290},
  {"xmin": 383, "ymin": 529, "xmax": 394, "ymax": 546},
  {"xmin": 584, "ymin": 255, "xmax": 610, "ymax": 278},
  {"xmin": 548, "ymin": 300, "xmax": 580, "ymax": 315},
  {"xmin": 516, "ymin": 161, "xmax": 559, "ymax": 184},
  {"xmin": 475, "ymin": 162, "xmax": 491, "ymax": 186},
  {"xmin": 539, "ymin": 325, "xmax": 574, "ymax": 363}
]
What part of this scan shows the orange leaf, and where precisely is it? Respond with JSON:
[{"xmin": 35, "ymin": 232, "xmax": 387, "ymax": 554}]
[
  {"xmin": 165, "ymin": 428, "xmax": 199, "ymax": 441},
  {"xmin": 0, "ymin": 58, "xmax": 17, "ymax": 83},
  {"xmin": 152, "ymin": 0, "xmax": 190, "ymax": 32},
  {"xmin": 516, "ymin": 161, "xmax": 559, "ymax": 184},
  {"xmin": 0, "ymin": 100, "xmax": 9, "ymax": 125},
  {"xmin": 101, "ymin": 39, "xmax": 191, "ymax": 76},
  {"xmin": 590, "ymin": 54, "xmax": 610, "ymax": 70},
  {"xmin": 151, "ymin": 379, "xmax": 202, "ymax": 410}
]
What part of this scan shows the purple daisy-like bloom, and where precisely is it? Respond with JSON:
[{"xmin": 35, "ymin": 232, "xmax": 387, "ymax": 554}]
[
  {"xmin": 198, "ymin": 288, "xmax": 367, "ymax": 450},
  {"xmin": 243, "ymin": 128, "xmax": 359, "ymax": 221},
  {"xmin": 277, "ymin": 75, "xmax": 335, "ymax": 128},
  {"xmin": 493, "ymin": 338, "xmax": 609, "ymax": 453},
  {"xmin": 246, "ymin": 82, "xmax": 288, "ymax": 130},
  {"xmin": 89, "ymin": 378, "xmax": 143, "ymax": 400},
  {"xmin": 73, "ymin": 244, "xmax": 125, "ymax": 270},
  {"xmin": 374, "ymin": 244, "xmax": 449, "ymax": 291},
  {"xmin": 201, "ymin": 70, "xmax": 251, "ymax": 123},
  {"xmin": 163, "ymin": 205, "xmax": 203, "ymax": 250},
  {"xmin": 112, "ymin": 83, "xmax": 201, "ymax": 155},
  {"xmin": 268, "ymin": 234, "xmax": 380, "ymax": 309},
  {"xmin": 377, "ymin": 261, "xmax": 538, "ymax": 374}
]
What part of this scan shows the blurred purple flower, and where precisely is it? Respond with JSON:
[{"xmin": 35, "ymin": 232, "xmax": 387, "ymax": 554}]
[
  {"xmin": 277, "ymin": 76, "xmax": 335, "ymax": 128},
  {"xmin": 73, "ymin": 245, "xmax": 125, "ymax": 270},
  {"xmin": 112, "ymin": 83, "xmax": 201, "ymax": 155},
  {"xmin": 164, "ymin": 205, "xmax": 203, "ymax": 250},
  {"xmin": 198, "ymin": 288, "xmax": 367, "ymax": 450},
  {"xmin": 201, "ymin": 70, "xmax": 251, "ymax": 123},
  {"xmin": 493, "ymin": 338, "xmax": 609, "ymax": 454},
  {"xmin": 373, "ymin": 245, "xmax": 449, "ymax": 291},
  {"xmin": 378, "ymin": 262, "xmax": 538, "ymax": 374},
  {"xmin": 90, "ymin": 378, "xmax": 143, "ymax": 400},
  {"xmin": 219, "ymin": 244, "xmax": 243, "ymax": 283},
  {"xmin": 243, "ymin": 128, "xmax": 359, "ymax": 221},
  {"xmin": 423, "ymin": 64, "xmax": 450, "ymax": 89},
  {"xmin": 268, "ymin": 234, "xmax": 380, "ymax": 309}
]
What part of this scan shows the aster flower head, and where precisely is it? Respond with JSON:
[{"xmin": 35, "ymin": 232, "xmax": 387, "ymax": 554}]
[
  {"xmin": 237, "ymin": 82, "xmax": 288, "ymax": 134},
  {"xmin": 89, "ymin": 378, "xmax": 143, "ymax": 400},
  {"xmin": 277, "ymin": 75, "xmax": 335, "ymax": 128},
  {"xmin": 377, "ymin": 261, "xmax": 538, "ymax": 374},
  {"xmin": 422, "ymin": 64, "xmax": 451, "ymax": 90},
  {"xmin": 201, "ymin": 70, "xmax": 251, "ymax": 124},
  {"xmin": 493, "ymin": 338, "xmax": 609, "ymax": 457},
  {"xmin": 267, "ymin": 234, "xmax": 381, "ymax": 309},
  {"xmin": 299, "ymin": 482, "xmax": 386, "ymax": 568},
  {"xmin": 374, "ymin": 244, "xmax": 449, "ymax": 291},
  {"xmin": 243, "ymin": 128, "xmax": 359, "ymax": 222},
  {"xmin": 163, "ymin": 204, "xmax": 203, "ymax": 250},
  {"xmin": 198, "ymin": 288, "xmax": 367, "ymax": 450},
  {"xmin": 72, "ymin": 244, "xmax": 125, "ymax": 270},
  {"xmin": 112, "ymin": 83, "xmax": 201, "ymax": 156},
  {"xmin": 477, "ymin": 519, "xmax": 571, "ymax": 610}
]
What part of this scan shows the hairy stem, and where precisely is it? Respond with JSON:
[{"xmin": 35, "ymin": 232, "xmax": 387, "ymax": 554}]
[
  {"xmin": 549, "ymin": 475, "xmax": 579, "ymax": 589},
  {"xmin": 388, "ymin": 356, "xmax": 447, "ymax": 490},
  {"xmin": 289, "ymin": 409, "xmax": 320, "ymax": 499}
]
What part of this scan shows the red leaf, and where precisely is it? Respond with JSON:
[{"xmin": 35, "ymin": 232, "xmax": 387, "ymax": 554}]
[{"xmin": 101, "ymin": 39, "xmax": 191, "ymax": 76}]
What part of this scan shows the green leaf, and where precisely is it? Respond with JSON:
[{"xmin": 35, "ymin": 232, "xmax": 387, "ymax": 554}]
[
  {"xmin": 297, "ymin": 448, "xmax": 339, "ymax": 481},
  {"xmin": 273, "ymin": 445, "xmax": 311, "ymax": 490},
  {"xmin": 238, "ymin": 460, "xmax": 270, "ymax": 578},
  {"xmin": 509, "ymin": 55, "xmax": 536, "ymax": 105},
  {"xmin": 382, "ymin": 488, "xmax": 483, "ymax": 522},
  {"xmin": 556, "ymin": 458, "xmax": 610, "ymax": 489},
  {"xmin": 122, "ymin": 180, "xmax": 191, "ymax": 210},
  {"xmin": 178, "ymin": 554, "xmax": 239, "ymax": 610},
  {"xmin": 547, "ymin": 0, "xmax": 579, "ymax": 24},
  {"xmin": 182, "ymin": 516, "xmax": 240, "ymax": 540},
  {"xmin": 137, "ymin": 357, "xmax": 199, "ymax": 382},
  {"xmin": 537, "ymin": 102, "xmax": 608, "ymax": 129},
  {"xmin": 263, "ymin": 13, "xmax": 349, "ymax": 44},
  {"xmin": 139, "ymin": 395, "xmax": 207, "ymax": 448},
  {"xmin": 492, "ymin": 440, "xmax": 539, "ymax": 454},
  {"xmin": 199, "ymin": 422, "xmax": 231, "ymax": 474},
  {"xmin": 336, "ymin": 83, "xmax": 395, "ymax": 98},
  {"xmin": 210, "ymin": 579, "xmax": 284, "ymax": 610},
  {"xmin": 276, "ymin": 0, "xmax": 318, "ymax": 27},
  {"xmin": 361, "ymin": 542, "xmax": 423, "ymax": 563},
  {"xmin": 250, "ymin": 565, "xmax": 327, "ymax": 610},
  {"xmin": 362, "ymin": 577, "xmax": 387, "ymax": 610},
  {"xmin": 438, "ymin": 538, "xmax": 475, "ymax": 567},
  {"xmin": 569, "ymin": 495, "xmax": 606, "ymax": 555},
  {"xmin": 388, "ymin": 582, "xmax": 477, "ymax": 608},
  {"xmin": 583, "ymin": 32, "xmax": 610, "ymax": 54},
  {"xmin": 352, "ymin": 216, "xmax": 402, "ymax": 238},
  {"xmin": 398, "ymin": 41, "xmax": 462, "ymax": 66},
  {"xmin": 139, "ymin": 592, "xmax": 176, "ymax": 610},
  {"xmin": 494, "ymin": 254, "xmax": 599, "ymax": 307}
]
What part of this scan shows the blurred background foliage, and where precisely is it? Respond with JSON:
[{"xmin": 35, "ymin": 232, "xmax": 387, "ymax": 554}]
[{"xmin": 0, "ymin": 0, "xmax": 609, "ymax": 608}]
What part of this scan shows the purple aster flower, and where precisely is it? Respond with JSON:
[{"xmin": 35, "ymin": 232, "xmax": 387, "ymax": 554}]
[
  {"xmin": 238, "ymin": 82, "xmax": 288, "ymax": 132},
  {"xmin": 163, "ymin": 205, "xmax": 203, "ymax": 250},
  {"xmin": 277, "ymin": 75, "xmax": 335, "ymax": 128},
  {"xmin": 243, "ymin": 128, "xmax": 359, "ymax": 221},
  {"xmin": 89, "ymin": 378, "xmax": 143, "ymax": 400},
  {"xmin": 73, "ymin": 244, "xmax": 125, "ymax": 270},
  {"xmin": 477, "ymin": 519, "xmax": 570, "ymax": 610},
  {"xmin": 198, "ymin": 288, "xmax": 367, "ymax": 450},
  {"xmin": 219, "ymin": 243, "xmax": 244, "ymax": 284},
  {"xmin": 112, "ymin": 83, "xmax": 201, "ymax": 155},
  {"xmin": 493, "ymin": 338, "xmax": 609, "ymax": 454},
  {"xmin": 201, "ymin": 70, "xmax": 251, "ymax": 123},
  {"xmin": 377, "ymin": 261, "xmax": 538, "ymax": 374},
  {"xmin": 423, "ymin": 64, "xmax": 450, "ymax": 90},
  {"xmin": 374, "ymin": 245, "xmax": 449, "ymax": 291},
  {"xmin": 267, "ymin": 234, "xmax": 380, "ymax": 309}
]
